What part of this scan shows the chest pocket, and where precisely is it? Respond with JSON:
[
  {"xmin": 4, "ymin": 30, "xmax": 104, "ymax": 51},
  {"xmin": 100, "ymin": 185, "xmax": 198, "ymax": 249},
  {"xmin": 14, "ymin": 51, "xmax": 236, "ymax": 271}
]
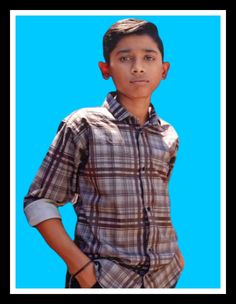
[
  {"xmin": 90, "ymin": 126, "xmax": 125, "ymax": 164},
  {"xmin": 92, "ymin": 127, "xmax": 124, "ymax": 145},
  {"xmin": 105, "ymin": 130, "xmax": 125, "ymax": 145}
]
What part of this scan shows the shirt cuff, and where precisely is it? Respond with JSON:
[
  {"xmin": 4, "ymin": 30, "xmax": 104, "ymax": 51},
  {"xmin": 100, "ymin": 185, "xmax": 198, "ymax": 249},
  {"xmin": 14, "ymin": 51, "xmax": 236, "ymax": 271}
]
[{"xmin": 24, "ymin": 198, "xmax": 61, "ymax": 227}]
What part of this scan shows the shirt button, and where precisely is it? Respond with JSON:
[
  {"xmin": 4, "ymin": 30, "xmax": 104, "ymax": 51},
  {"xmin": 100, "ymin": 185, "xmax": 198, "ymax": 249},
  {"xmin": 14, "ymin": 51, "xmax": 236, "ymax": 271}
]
[{"xmin": 142, "ymin": 167, "xmax": 145, "ymax": 171}]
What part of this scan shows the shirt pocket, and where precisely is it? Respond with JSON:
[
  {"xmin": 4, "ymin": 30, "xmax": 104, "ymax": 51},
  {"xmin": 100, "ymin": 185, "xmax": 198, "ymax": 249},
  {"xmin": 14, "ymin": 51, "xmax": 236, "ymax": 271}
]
[
  {"xmin": 91, "ymin": 128, "xmax": 125, "ymax": 164},
  {"xmin": 105, "ymin": 131, "xmax": 125, "ymax": 146},
  {"xmin": 92, "ymin": 128, "xmax": 124, "ymax": 145}
]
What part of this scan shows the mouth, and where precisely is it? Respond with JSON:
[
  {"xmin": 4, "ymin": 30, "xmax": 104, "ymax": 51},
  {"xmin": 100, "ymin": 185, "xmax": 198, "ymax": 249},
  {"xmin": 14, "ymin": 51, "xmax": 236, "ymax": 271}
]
[{"xmin": 130, "ymin": 79, "xmax": 149, "ymax": 85}]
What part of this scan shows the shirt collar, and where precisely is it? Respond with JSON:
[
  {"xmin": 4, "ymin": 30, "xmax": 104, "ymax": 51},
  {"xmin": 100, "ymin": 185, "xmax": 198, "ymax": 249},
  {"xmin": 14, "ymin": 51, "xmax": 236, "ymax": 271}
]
[{"xmin": 102, "ymin": 91, "xmax": 161, "ymax": 127}]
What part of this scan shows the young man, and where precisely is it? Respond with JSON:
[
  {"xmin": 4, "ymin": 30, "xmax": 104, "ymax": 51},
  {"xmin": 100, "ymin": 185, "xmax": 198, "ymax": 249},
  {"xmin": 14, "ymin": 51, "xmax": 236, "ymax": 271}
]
[{"xmin": 24, "ymin": 18, "xmax": 184, "ymax": 288}]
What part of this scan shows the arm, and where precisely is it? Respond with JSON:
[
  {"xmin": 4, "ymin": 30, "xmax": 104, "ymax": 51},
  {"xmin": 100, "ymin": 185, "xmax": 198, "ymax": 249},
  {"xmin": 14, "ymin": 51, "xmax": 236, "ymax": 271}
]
[
  {"xmin": 24, "ymin": 119, "xmax": 93, "ymax": 287},
  {"xmin": 36, "ymin": 218, "xmax": 97, "ymax": 288}
]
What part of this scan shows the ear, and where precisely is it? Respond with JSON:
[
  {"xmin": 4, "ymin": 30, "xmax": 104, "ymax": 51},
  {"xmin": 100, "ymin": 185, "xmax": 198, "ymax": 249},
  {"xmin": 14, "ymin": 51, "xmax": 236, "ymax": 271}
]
[
  {"xmin": 161, "ymin": 62, "xmax": 170, "ymax": 80},
  {"xmin": 98, "ymin": 61, "xmax": 110, "ymax": 80}
]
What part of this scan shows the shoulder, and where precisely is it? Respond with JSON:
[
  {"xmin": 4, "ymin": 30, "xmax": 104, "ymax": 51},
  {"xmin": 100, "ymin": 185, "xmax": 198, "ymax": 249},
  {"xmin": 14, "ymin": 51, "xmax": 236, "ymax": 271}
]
[
  {"xmin": 158, "ymin": 118, "xmax": 179, "ymax": 155},
  {"xmin": 159, "ymin": 118, "xmax": 179, "ymax": 140}
]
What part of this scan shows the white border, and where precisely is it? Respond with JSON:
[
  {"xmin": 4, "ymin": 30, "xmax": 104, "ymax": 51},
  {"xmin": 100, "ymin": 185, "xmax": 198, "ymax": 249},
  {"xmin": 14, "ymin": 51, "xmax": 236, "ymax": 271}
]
[
  {"xmin": 220, "ymin": 10, "xmax": 226, "ymax": 294},
  {"xmin": 10, "ymin": 10, "xmax": 226, "ymax": 294},
  {"xmin": 10, "ymin": 8, "xmax": 16, "ymax": 296},
  {"xmin": 10, "ymin": 10, "xmax": 224, "ymax": 16},
  {"xmin": 8, "ymin": 288, "xmax": 227, "ymax": 295}
]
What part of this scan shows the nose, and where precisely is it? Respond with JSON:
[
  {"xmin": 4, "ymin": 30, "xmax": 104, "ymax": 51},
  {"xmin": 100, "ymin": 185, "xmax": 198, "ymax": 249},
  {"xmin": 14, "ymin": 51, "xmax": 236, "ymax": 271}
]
[{"xmin": 131, "ymin": 60, "xmax": 145, "ymax": 74}]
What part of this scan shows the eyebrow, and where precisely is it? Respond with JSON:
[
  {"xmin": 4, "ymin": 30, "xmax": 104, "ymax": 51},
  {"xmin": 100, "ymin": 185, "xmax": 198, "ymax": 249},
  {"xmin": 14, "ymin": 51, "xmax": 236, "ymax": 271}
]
[{"xmin": 115, "ymin": 49, "xmax": 159, "ymax": 56}]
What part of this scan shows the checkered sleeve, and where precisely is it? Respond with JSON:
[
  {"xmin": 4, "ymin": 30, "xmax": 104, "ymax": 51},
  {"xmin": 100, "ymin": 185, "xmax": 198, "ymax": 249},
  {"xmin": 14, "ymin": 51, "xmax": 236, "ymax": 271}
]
[{"xmin": 24, "ymin": 119, "xmax": 81, "ymax": 226}]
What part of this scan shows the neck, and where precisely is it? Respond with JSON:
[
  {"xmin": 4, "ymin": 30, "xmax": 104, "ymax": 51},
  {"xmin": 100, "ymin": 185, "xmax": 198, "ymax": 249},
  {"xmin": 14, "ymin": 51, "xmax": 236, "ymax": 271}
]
[{"xmin": 117, "ymin": 92, "xmax": 151, "ymax": 126}]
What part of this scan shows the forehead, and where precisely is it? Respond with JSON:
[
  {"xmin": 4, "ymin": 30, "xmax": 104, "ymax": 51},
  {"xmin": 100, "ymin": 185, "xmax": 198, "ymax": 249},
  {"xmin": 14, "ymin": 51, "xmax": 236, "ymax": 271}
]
[{"xmin": 113, "ymin": 34, "xmax": 159, "ymax": 52}]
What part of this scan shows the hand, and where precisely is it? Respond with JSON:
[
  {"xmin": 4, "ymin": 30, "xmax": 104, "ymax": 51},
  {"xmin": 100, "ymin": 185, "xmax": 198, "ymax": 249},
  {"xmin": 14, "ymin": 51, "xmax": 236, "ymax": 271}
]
[{"xmin": 74, "ymin": 261, "xmax": 97, "ymax": 288}]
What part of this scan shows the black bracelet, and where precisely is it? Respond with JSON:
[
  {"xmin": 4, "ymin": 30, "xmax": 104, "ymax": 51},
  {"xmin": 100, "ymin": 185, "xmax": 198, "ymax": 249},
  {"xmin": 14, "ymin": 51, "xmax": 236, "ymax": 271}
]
[{"xmin": 72, "ymin": 260, "xmax": 93, "ymax": 278}]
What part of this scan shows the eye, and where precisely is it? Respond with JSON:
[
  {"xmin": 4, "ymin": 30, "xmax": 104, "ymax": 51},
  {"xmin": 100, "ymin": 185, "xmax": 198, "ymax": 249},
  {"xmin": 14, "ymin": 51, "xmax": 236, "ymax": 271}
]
[
  {"xmin": 119, "ymin": 56, "xmax": 132, "ymax": 62},
  {"xmin": 144, "ymin": 55, "xmax": 155, "ymax": 61}
]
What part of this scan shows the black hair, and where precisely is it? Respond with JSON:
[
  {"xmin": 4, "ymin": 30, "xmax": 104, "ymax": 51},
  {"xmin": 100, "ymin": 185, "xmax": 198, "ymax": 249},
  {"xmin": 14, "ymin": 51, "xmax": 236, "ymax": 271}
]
[{"xmin": 103, "ymin": 18, "xmax": 164, "ymax": 63}]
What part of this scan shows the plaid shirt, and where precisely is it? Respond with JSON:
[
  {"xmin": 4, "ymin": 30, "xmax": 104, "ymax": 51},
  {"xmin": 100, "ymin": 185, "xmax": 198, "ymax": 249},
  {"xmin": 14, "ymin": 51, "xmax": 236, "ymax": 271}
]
[{"xmin": 24, "ymin": 92, "xmax": 183, "ymax": 288}]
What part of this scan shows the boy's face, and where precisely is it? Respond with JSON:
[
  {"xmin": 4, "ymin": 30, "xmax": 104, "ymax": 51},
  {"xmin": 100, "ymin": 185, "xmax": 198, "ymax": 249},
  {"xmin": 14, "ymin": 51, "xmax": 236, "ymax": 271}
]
[{"xmin": 99, "ymin": 34, "xmax": 170, "ymax": 100}]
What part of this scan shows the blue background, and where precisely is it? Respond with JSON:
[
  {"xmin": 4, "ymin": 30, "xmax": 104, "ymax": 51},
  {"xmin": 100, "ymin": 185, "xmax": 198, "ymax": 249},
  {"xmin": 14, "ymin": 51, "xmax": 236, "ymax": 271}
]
[{"xmin": 16, "ymin": 15, "xmax": 220, "ymax": 288}]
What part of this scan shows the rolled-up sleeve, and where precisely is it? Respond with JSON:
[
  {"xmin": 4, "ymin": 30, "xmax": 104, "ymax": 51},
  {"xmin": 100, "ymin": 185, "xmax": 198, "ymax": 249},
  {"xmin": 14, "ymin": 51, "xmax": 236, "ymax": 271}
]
[{"xmin": 24, "ymin": 199, "xmax": 61, "ymax": 226}]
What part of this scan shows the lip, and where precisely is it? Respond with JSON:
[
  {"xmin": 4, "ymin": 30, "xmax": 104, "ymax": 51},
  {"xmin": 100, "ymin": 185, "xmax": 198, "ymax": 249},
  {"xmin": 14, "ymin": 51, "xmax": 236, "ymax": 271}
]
[{"xmin": 130, "ymin": 79, "xmax": 149, "ymax": 84}]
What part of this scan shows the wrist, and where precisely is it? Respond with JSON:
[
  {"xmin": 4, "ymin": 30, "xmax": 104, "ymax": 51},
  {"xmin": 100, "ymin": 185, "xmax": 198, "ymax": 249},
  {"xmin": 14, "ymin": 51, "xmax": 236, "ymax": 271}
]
[
  {"xmin": 72, "ymin": 260, "xmax": 93, "ymax": 277},
  {"xmin": 66, "ymin": 252, "xmax": 91, "ymax": 274},
  {"xmin": 67, "ymin": 257, "xmax": 89, "ymax": 274}
]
